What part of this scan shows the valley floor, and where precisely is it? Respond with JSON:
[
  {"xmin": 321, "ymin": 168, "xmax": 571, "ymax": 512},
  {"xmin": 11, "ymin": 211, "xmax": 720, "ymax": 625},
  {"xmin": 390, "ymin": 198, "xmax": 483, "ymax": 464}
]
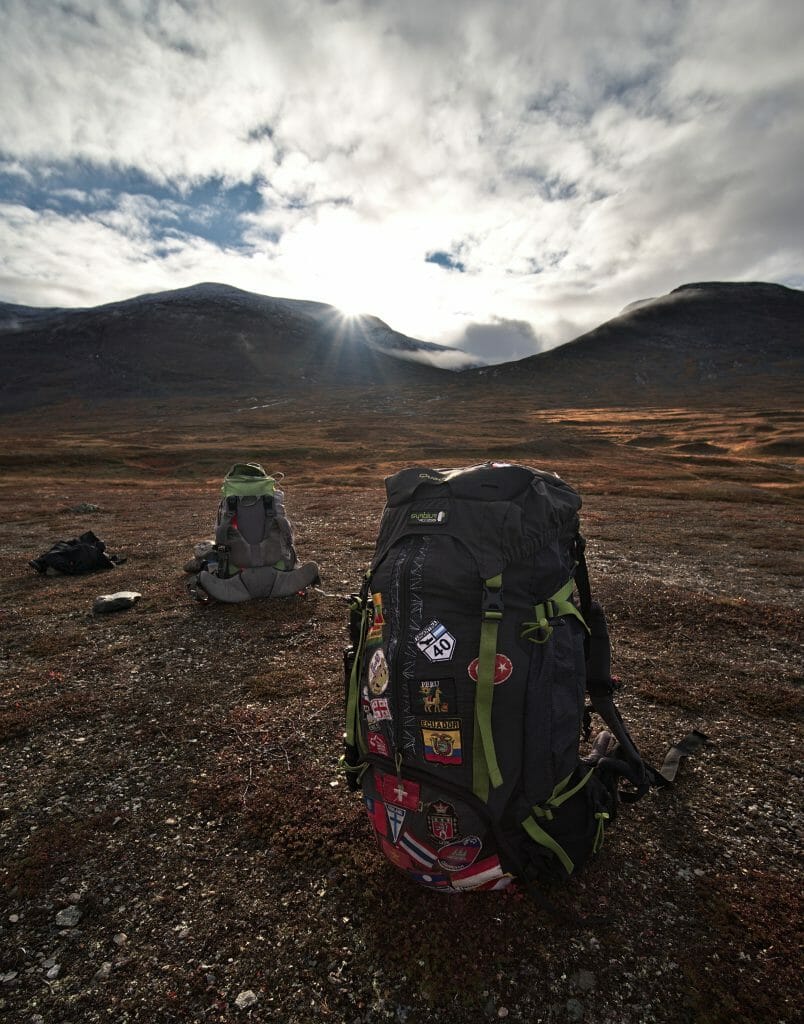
[{"xmin": 0, "ymin": 396, "xmax": 801, "ymax": 1023}]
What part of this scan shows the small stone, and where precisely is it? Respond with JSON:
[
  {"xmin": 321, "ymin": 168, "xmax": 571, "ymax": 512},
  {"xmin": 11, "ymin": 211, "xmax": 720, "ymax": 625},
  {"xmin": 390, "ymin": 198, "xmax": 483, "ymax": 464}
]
[
  {"xmin": 112, "ymin": 933, "xmax": 127, "ymax": 946},
  {"xmin": 94, "ymin": 962, "xmax": 113, "ymax": 981},
  {"xmin": 498, "ymin": 1009, "xmax": 509, "ymax": 1019},
  {"xmin": 8, "ymin": 915, "xmax": 19, "ymax": 923},
  {"xmin": 573, "ymin": 969, "xmax": 596, "ymax": 992},
  {"xmin": 55, "ymin": 906, "xmax": 82, "ymax": 927},
  {"xmin": 235, "ymin": 990, "xmax": 258, "ymax": 1009},
  {"xmin": 93, "ymin": 592, "xmax": 142, "ymax": 614},
  {"xmin": 46, "ymin": 965, "xmax": 60, "ymax": 980}
]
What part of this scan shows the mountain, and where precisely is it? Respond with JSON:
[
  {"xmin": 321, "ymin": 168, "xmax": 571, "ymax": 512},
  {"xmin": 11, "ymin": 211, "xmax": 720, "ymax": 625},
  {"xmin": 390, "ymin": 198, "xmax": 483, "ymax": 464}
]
[
  {"xmin": 0, "ymin": 282, "xmax": 474, "ymax": 410},
  {"xmin": 472, "ymin": 282, "xmax": 804, "ymax": 405},
  {"xmin": 1, "ymin": 280, "xmax": 801, "ymax": 412}
]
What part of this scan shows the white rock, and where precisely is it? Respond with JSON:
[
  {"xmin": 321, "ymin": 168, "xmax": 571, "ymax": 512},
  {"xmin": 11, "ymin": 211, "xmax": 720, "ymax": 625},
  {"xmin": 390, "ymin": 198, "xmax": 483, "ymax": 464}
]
[{"xmin": 235, "ymin": 989, "xmax": 258, "ymax": 1009}]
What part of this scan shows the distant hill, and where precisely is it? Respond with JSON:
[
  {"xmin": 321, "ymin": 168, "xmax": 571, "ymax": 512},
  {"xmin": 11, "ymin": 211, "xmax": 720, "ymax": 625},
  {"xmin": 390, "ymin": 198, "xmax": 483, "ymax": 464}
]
[
  {"xmin": 0, "ymin": 282, "xmax": 473, "ymax": 410},
  {"xmin": 471, "ymin": 282, "xmax": 804, "ymax": 405},
  {"xmin": 0, "ymin": 280, "xmax": 801, "ymax": 412}
]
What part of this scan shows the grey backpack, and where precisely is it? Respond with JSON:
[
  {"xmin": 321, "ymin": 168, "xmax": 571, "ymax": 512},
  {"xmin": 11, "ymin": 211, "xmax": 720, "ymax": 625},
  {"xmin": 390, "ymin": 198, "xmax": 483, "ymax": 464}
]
[
  {"xmin": 194, "ymin": 463, "xmax": 319, "ymax": 603},
  {"xmin": 212, "ymin": 463, "xmax": 297, "ymax": 575},
  {"xmin": 343, "ymin": 463, "xmax": 704, "ymax": 894}
]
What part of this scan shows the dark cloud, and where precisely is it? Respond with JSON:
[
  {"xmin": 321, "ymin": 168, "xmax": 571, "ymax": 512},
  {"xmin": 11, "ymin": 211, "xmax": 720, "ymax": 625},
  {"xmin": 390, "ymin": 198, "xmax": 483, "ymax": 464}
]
[{"xmin": 457, "ymin": 318, "xmax": 542, "ymax": 364}]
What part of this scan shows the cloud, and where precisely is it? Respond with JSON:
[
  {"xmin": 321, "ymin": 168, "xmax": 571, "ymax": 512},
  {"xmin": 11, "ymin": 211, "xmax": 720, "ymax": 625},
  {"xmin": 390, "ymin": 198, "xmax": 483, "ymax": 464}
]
[
  {"xmin": 457, "ymin": 318, "xmax": 543, "ymax": 364},
  {"xmin": 0, "ymin": 0, "xmax": 801, "ymax": 352}
]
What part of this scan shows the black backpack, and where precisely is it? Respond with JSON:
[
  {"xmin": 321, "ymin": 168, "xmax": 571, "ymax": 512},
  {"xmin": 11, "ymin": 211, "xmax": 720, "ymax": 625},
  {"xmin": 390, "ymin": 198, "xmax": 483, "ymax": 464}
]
[
  {"xmin": 343, "ymin": 463, "xmax": 704, "ymax": 894},
  {"xmin": 30, "ymin": 530, "xmax": 121, "ymax": 576}
]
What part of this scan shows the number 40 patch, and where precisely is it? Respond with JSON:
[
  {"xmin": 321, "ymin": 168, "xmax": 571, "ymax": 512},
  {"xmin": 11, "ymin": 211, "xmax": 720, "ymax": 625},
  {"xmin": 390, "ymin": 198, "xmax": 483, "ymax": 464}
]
[{"xmin": 415, "ymin": 620, "xmax": 456, "ymax": 662}]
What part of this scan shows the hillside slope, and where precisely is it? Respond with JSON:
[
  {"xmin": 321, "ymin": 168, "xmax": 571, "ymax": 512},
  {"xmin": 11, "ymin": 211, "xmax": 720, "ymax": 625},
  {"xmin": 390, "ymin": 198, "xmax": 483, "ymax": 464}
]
[
  {"xmin": 0, "ymin": 283, "xmax": 464, "ymax": 410},
  {"xmin": 473, "ymin": 282, "xmax": 804, "ymax": 405}
]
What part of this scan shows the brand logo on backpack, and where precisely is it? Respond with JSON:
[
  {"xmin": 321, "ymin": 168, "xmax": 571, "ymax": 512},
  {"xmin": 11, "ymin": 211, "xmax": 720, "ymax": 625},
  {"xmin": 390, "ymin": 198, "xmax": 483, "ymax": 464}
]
[
  {"xmin": 415, "ymin": 621, "xmax": 456, "ymax": 662},
  {"xmin": 408, "ymin": 509, "xmax": 448, "ymax": 526},
  {"xmin": 427, "ymin": 801, "xmax": 460, "ymax": 843}
]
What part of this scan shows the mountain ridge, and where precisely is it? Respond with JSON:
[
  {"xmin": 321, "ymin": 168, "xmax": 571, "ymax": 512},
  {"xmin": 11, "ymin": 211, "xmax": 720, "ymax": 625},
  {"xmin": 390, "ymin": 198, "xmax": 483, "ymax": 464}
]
[
  {"xmin": 0, "ymin": 279, "xmax": 801, "ymax": 411},
  {"xmin": 471, "ymin": 280, "xmax": 803, "ymax": 405}
]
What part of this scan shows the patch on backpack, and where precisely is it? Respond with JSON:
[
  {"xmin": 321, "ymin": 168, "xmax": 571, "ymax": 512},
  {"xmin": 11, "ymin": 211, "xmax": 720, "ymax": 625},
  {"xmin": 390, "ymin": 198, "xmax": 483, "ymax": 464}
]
[
  {"xmin": 398, "ymin": 831, "xmax": 437, "ymax": 868},
  {"xmin": 367, "ymin": 732, "xmax": 390, "ymax": 757},
  {"xmin": 366, "ymin": 593, "xmax": 385, "ymax": 646},
  {"xmin": 426, "ymin": 800, "xmax": 460, "ymax": 843},
  {"xmin": 408, "ymin": 508, "xmax": 448, "ymax": 526},
  {"xmin": 374, "ymin": 770, "xmax": 422, "ymax": 811},
  {"xmin": 369, "ymin": 697, "xmax": 392, "ymax": 722},
  {"xmin": 415, "ymin": 620, "xmax": 456, "ymax": 662},
  {"xmin": 367, "ymin": 648, "xmax": 389, "ymax": 695},
  {"xmin": 451, "ymin": 855, "xmax": 512, "ymax": 890},
  {"xmin": 467, "ymin": 653, "xmax": 513, "ymax": 685},
  {"xmin": 413, "ymin": 678, "xmax": 455, "ymax": 715},
  {"xmin": 420, "ymin": 719, "xmax": 463, "ymax": 765},
  {"xmin": 364, "ymin": 796, "xmax": 388, "ymax": 838},
  {"xmin": 437, "ymin": 835, "xmax": 482, "ymax": 872},
  {"xmin": 386, "ymin": 803, "xmax": 407, "ymax": 843},
  {"xmin": 379, "ymin": 837, "xmax": 416, "ymax": 871}
]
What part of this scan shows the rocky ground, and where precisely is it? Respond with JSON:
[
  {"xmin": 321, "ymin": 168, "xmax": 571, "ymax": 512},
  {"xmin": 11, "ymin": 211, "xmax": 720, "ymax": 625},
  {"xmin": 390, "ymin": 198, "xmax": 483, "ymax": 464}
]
[{"xmin": 0, "ymin": 400, "xmax": 801, "ymax": 1023}]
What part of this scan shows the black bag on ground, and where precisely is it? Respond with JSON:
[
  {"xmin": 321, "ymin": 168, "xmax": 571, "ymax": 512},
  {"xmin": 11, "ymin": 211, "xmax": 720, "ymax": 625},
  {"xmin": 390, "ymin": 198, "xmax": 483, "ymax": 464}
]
[{"xmin": 30, "ymin": 531, "xmax": 119, "ymax": 576}]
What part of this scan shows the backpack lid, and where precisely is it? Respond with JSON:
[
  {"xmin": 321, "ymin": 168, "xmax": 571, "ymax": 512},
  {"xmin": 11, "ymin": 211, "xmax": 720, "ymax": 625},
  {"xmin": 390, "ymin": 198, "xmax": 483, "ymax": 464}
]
[
  {"xmin": 376, "ymin": 462, "xmax": 582, "ymax": 578},
  {"xmin": 384, "ymin": 462, "xmax": 577, "ymax": 506},
  {"xmin": 221, "ymin": 462, "xmax": 278, "ymax": 498}
]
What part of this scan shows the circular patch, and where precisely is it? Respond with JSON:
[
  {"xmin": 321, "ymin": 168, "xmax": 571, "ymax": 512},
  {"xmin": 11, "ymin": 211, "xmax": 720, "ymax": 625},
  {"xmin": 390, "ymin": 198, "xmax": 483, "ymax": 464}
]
[
  {"xmin": 368, "ymin": 648, "xmax": 389, "ymax": 695},
  {"xmin": 437, "ymin": 835, "xmax": 482, "ymax": 872},
  {"xmin": 467, "ymin": 654, "xmax": 513, "ymax": 685}
]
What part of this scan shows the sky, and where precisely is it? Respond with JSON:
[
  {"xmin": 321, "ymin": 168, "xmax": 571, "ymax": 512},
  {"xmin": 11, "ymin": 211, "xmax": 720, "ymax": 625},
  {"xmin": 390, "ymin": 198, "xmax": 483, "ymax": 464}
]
[{"xmin": 1, "ymin": 0, "xmax": 802, "ymax": 363}]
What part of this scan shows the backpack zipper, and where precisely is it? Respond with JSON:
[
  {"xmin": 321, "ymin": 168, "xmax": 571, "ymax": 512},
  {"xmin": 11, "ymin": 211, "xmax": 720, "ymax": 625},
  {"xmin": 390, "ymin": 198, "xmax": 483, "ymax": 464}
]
[{"xmin": 390, "ymin": 538, "xmax": 417, "ymax": 774}]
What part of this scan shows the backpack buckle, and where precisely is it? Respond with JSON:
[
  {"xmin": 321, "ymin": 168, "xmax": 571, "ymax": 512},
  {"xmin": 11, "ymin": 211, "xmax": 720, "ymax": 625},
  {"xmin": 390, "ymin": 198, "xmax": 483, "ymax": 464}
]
[{"xmin": 482, "ymin": 578, "xmax": 504, "ymax": 616}]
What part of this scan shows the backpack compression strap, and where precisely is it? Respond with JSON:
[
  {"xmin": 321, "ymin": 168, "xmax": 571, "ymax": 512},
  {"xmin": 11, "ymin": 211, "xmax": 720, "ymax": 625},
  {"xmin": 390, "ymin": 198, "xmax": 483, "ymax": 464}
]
[
  {"xmin": 473, "ymin": 575, "xmax": 505, "ymax": 801},
  {"xmin": 344, "ymin": 574, "xmax": 372, "ymax": 762}
]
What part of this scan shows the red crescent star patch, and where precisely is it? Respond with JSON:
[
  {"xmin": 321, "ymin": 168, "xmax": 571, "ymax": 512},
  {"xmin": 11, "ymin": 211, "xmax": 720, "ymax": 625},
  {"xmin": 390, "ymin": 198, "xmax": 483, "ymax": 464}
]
[{"xmin": 467, "ymin": 654, "xmax": 513, "ymax": 685}]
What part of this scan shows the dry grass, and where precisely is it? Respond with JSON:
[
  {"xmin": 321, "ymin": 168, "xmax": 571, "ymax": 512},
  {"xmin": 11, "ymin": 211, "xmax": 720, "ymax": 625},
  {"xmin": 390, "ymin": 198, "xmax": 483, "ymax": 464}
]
[{"xmin": 0, "ymin": 391, "xmax": 801, "ymax": 1023}]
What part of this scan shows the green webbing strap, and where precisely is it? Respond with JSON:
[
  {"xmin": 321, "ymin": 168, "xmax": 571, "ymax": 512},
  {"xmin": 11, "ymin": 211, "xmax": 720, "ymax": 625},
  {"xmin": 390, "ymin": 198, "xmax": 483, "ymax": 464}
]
[
  {"xmin": 521, "ymin": 769, "xmax": 597, "ymax": 874},
  {"xmin": 546, "ymin": 767, "xmax": 595, "ymax": 808},
  {"xmin": 593, "ymin": 811, "xmax": 610, "ymax": 853},
  {"xmin": 520, "ymin": 578, "xmax": 590, "ymax": 644},
  {"xmin": 521, "ymin": 815, "xmax": 575, "ymax": 875},
  {"xmin": 472, "ymin": 574, "xmax": 504, "ymax": 801},
  {"xmin": 345, "ymin": 578, "xmax": 371, "ymax": 756}
]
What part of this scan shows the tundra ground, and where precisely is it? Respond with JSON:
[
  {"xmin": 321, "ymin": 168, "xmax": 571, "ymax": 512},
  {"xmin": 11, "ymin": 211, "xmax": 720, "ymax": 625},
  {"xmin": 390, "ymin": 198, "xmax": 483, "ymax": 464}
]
[{"xmin": 1, "ymin": 391, "xmax": 801, "ymax": 1023}]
